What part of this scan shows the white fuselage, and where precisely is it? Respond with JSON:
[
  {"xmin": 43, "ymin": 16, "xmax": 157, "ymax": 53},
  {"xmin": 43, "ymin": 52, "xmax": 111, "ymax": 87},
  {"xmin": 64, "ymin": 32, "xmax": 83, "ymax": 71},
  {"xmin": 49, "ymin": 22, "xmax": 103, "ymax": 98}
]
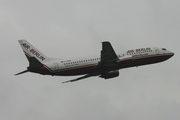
[{"xmin": 39, "ymin": 47, "xmax": 173, "ymax": 76}]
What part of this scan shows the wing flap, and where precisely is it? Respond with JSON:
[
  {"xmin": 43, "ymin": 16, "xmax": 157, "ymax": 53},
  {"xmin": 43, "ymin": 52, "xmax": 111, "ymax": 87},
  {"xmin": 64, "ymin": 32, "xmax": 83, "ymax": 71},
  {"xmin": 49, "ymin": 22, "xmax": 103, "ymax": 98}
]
[{"xmin": 62, "ymin": 74, "xmax": 92, "ymax": 83}]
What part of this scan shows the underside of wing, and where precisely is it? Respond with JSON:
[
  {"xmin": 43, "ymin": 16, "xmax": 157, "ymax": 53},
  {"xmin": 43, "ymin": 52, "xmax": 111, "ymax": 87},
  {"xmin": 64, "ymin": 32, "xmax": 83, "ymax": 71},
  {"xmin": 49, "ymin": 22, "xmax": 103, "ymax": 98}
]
[{"xmin": 99, "ymin": 41, "xmax": 119, "ymax": 67}]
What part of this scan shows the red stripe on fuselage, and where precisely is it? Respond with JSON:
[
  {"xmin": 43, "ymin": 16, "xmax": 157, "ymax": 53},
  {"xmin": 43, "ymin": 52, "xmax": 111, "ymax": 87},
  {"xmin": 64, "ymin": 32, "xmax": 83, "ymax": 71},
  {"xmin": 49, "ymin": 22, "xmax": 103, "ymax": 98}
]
[
  {"xmin": 25, "ymin": 53, "xmax": 173, "ymax": 76},
  {"xmin": 52, "ymin": 53, "xmax": 173, "ymax": 76}
]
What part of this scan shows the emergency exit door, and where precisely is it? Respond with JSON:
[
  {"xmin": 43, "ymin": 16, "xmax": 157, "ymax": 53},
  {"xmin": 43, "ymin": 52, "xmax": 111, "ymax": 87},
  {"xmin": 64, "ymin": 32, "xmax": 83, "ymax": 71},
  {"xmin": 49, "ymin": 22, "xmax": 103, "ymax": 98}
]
[{"xmin": 154, "ymin": 48, "xmax": 159, "ymax": 54}]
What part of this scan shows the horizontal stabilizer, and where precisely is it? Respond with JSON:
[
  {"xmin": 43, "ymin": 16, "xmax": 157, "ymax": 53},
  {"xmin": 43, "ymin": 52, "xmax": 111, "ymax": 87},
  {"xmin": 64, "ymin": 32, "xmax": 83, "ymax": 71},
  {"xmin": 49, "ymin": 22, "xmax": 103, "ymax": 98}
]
[{"xmin": 15, "ymin": 70, "xmax": 29, "ymax": 76}]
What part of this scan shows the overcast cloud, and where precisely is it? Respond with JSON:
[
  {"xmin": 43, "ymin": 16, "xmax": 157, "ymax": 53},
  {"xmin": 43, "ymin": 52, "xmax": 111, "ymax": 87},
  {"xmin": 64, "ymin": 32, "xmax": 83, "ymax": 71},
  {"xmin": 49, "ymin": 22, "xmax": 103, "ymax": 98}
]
[{"xmin": 0, "ymin": 0, "xmax": 180, "ymax": 120}]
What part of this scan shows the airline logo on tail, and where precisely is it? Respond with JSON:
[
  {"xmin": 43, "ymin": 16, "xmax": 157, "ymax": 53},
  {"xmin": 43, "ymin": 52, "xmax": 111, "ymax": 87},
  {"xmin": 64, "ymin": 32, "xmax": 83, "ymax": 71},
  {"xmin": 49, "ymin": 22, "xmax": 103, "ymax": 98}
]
[{"xmin": 22, "ymin": 43, "xmax": 45, "ymax": 61}]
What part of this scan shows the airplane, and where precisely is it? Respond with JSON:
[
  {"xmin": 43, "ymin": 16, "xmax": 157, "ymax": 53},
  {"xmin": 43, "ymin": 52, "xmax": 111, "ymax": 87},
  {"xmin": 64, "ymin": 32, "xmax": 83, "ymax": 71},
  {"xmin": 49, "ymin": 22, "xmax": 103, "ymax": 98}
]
[{"xmin": 15, "ymin": 40, "xmax": 174, "ymax": 83}]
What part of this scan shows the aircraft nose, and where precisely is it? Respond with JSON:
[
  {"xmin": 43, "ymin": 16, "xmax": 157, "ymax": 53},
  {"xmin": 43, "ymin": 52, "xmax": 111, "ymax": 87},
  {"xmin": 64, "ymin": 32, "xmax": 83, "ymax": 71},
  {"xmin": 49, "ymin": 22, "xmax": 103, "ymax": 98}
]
[{"xmin": 169, "ymin": 52, "xmax": 174, "ymax": 57}]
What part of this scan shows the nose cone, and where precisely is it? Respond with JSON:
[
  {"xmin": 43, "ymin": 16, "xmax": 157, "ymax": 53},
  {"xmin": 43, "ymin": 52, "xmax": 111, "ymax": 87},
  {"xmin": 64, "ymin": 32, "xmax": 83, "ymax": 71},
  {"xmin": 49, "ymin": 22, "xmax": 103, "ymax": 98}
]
[
  {"xmin": 169, "ymin": 51, "xmax": 174, "ymax": 57},
  {"xmin": 160, "ymin": 48, "xmax": 174, "ymax": 61},
  {"xmin": 167, "ymin": 51, "xmax": 174, "ymax": 59},
  {"xmin": 162, "ymin": 49, "xmax": 174, "ymax": 61},
  {"xmin": 171, "ymin": 52, "xmax": 174, "ymax": 56}
]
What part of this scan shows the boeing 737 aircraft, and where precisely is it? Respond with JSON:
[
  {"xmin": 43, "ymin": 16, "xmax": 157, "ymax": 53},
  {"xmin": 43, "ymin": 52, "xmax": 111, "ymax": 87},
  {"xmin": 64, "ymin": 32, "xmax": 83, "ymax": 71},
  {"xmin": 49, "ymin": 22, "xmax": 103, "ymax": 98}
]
[{"xmin": 15, "ymin": 40, "xmax": 174, "ymax": 83}]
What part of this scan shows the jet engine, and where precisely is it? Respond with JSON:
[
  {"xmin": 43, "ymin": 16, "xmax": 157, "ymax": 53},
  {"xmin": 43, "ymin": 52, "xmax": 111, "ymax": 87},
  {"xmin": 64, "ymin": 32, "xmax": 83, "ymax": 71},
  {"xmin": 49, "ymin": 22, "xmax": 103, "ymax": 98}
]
[{"xmin": 100, "ymin": 70, "xmax": 119, "ymax": 79}]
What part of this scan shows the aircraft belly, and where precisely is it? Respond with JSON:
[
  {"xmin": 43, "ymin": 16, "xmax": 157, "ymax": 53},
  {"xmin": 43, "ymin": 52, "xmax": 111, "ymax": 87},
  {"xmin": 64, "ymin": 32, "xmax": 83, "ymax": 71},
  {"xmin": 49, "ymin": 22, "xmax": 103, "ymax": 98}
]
[{"xmin": 56, "ymin": 65, "xmax": 98, "ymax": 76}]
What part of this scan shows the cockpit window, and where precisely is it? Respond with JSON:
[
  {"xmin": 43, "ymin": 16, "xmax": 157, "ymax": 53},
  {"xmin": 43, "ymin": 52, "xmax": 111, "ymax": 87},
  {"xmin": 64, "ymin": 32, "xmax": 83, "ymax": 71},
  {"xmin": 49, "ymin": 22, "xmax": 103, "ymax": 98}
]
[{"xmin": 162, "ymin": 48, "xmax": 166, "ymax": 50}]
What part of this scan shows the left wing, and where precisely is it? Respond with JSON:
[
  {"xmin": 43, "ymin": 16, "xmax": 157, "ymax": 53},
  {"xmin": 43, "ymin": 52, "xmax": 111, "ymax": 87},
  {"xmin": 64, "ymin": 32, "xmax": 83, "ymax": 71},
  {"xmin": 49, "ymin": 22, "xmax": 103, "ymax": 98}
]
[{"xmin": 62, "ymin": 74, "xmax": 92, "ymax": 83}]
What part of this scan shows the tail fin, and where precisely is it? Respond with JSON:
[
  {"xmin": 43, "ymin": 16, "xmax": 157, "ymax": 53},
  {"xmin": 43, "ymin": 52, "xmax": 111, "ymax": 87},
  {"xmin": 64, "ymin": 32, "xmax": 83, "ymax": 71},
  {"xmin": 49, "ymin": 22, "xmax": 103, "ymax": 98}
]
[{"xmin": 18, "ymin": 40, "xmax": 48, "ymax": 63}]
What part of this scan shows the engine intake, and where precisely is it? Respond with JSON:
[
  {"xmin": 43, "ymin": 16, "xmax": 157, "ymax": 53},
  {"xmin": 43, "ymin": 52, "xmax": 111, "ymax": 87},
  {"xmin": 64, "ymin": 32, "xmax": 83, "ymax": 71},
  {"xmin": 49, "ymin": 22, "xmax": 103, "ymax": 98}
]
[{"xmin": 100, "ymin": 70, "xmax": 119, "ymax": 79}]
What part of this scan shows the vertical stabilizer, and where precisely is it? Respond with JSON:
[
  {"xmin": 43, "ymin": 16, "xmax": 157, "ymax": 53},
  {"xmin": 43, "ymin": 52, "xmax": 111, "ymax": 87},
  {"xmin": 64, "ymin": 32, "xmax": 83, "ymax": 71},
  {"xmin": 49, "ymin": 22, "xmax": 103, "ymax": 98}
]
[{"xmin": 18, "ymin": 39, "xmax": 49, "ymax": 63}]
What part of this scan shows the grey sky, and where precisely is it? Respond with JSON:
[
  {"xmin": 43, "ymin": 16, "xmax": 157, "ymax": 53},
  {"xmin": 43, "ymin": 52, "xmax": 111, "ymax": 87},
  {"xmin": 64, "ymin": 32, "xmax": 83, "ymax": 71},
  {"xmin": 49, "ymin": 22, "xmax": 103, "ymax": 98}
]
[{"xmin": 0, "ymin": 0, "xmax": 179, "ymax": 120}]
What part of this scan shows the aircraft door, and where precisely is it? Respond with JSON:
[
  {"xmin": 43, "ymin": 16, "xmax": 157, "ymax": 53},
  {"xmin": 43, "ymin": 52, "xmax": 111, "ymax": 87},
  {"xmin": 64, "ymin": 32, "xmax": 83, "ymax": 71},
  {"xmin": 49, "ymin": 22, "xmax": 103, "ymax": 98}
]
[
  {"xmin": 154, "ymin": 48, "xmax": 159, "ymax": 54},
  {"xmin": 53, "ymin": 62, "xmax": 59, "ymax": 71}
]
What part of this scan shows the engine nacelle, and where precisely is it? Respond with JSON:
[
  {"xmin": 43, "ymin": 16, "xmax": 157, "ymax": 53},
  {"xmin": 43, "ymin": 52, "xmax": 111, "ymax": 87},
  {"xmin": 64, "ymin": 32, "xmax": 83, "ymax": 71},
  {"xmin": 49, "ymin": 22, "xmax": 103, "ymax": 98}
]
[{"xmin": 100, "ymin": 70, "xmax": 119, "ymax": 79}]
